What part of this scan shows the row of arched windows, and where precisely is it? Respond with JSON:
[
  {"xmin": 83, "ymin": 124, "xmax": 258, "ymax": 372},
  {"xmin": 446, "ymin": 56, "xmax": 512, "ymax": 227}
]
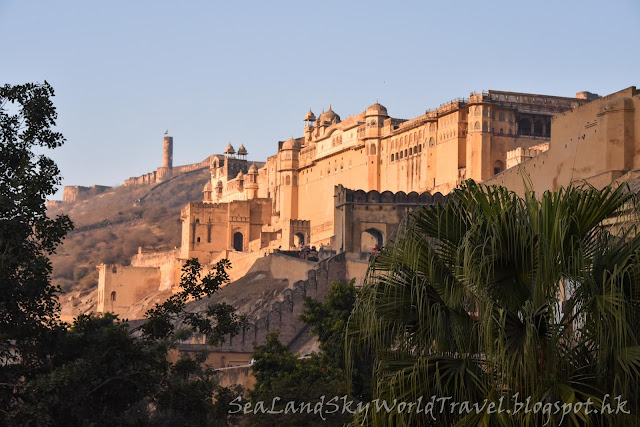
[
  {"xmin": 390, "ymin": 144, "xmax": 422, "ymax": 162},
  {"xmin": 472, "ymin": 121, "xmax": 513, "ymax": 135},
  {"xmin": 391, "ymin": 130, "xmax": 424, "ymax": 149}
]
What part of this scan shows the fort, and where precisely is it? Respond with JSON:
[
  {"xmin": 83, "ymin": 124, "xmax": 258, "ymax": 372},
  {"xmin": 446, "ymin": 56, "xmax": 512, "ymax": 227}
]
[{"xmin": 91, "ymin": 86, "xmax": 640, "ymax": 362}]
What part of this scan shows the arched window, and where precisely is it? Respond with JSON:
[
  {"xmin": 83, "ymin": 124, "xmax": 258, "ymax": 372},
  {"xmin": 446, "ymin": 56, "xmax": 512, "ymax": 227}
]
[
  {"xmin": 391, "ymin": 154, "xmax": 394, "ymax": 162},
  {"xmin": 429, "ymin": 137, "xmax": 435, "ymax": 146},
  {"xmin": 499, "ymin": 128, "xmax": 504, "ymax": 135},
  {"xmin": 418, "ymin": 145, "xmax": 422, "ymax": 153},
  {"xmin": 474, "ymin": 121, "xmax": 480, "ymax": 130},
  {"xmin": 409, "ymin": 134, "xmax": 413, "ymax": 143},
  {"xmin": 493, "ymin": 160, "xmax": 504, "ymax": 175},
  {"xmin": 482, "ymin": 121, "xmax": 488, "ymax": 132},
  {"xmin": 285, "ymin": 175, "xmax": 290, "ymax": 185},
  {"xmin": 370, "ymin": 144, "xmax": 376, "ymax": 155},
  {"xmin": 111, "ymin": 291, "xmax": 116, "ymax": 302},
  {"xmin": 404, "ymin": 149, "xmax": 408, "ymax": 157},
  {"xmin": 499, "ymin": 112, "xmax": 505, "ymax": 121},
  {"xmin": 409, "ymin": 147, "xmax": 412, "ymax": 155},
  {"xmin": 400, "ymin": 151, "xmax": 403, "ymax": 159},
  {"xmin": 196, "ymin": 237, "xmax": 201, "ymax": 243},
  {"xmin": 233, "ymin": 232, "xmax": 243, "ymax": 251},
  {"xmin": 361, "ymin": 228, "xmax": 384, "ymax": 252}
]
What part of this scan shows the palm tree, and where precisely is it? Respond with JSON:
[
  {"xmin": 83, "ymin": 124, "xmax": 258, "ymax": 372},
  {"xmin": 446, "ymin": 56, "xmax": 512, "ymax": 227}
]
[{"xmin": 346, "ymin": 180, "xmax": 640, "ymax": 426}]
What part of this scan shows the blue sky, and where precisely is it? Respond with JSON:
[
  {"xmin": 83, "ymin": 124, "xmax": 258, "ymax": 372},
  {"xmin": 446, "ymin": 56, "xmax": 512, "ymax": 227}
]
[{"xmin": 1, "ymin": 0, "xmax": 639, "ymax": 197}]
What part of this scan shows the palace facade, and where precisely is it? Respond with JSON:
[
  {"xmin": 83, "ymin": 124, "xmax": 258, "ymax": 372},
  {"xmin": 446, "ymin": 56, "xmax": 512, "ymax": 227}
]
[
  {"xmin": 184, "ymin": 89, "xmax": 591, "ymax": 257},
  {"xmin": 97, "ymin": 86, "xmax": 640, "ymax": 316}
]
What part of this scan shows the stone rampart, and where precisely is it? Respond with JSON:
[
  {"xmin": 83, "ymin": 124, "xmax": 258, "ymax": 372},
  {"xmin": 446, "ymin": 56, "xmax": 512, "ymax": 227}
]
[
  {"xmin": 62, "ymin": 185, "xmax": 111, "ymax": 202},
  {"xmin": 214, "ymin": 253, "xmax": 347, "ymax": 353}
]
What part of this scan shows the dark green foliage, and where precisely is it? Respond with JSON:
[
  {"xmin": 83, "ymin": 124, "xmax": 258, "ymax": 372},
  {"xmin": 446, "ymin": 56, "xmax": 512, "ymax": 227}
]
[
  {"xmin": 301, "ymin": 280, "xmax": 357, "ymax": 363},
  {"xmin": 246, "ymin": 281, "xmax": 372, "ymax": 425},
  {"xmin": 0, "ymin": 83, "xmax": 245, "ymax": 425},
  {"xmin": 6, "ymin": 260, "xmax": 246, "ymax": 426},
  {"xmin": 8, "ymin": 313, "xmax": 244, "ymax": 426},
  {"xmin": 347, "ymin": 179, "xmax": 640, "ymax": 426},
  {"xmin": 8, "ymin": 313, "xmax": 165, "ymax": 425},
  {"xmin": 140, "ymin": 258, "xmax": 248, "ymax": 345},
  {"xmin": 249, "ymin": 333, "xmax": 350, "ymax": 426},
  {"xmin": 0, "ymin": 82, "xmax": 73, "ymax": 416},
  {"xmin": 300, "ymin": 280, "xmax": 373, "ymax": 400}
]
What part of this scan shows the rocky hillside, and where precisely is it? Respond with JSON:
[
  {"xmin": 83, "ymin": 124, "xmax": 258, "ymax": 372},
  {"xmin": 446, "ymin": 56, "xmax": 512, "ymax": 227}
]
[{"xmin": 47, "ymin": 168, "xmax": 210, "ymax": 320}]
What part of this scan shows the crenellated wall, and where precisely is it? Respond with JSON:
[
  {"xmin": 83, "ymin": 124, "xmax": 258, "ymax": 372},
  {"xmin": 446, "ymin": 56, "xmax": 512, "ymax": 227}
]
[
  {"xmin": 332, "ymin": 185, "xmax": 445, "ymax": 253},
  {"xmin": 211, "ymin": 253, "xmax": 348, "ymax": 353}
]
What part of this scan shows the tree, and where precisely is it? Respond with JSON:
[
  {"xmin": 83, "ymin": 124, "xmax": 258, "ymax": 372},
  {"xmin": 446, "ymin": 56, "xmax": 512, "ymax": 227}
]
[
  {"xmin": 0, "ymin": 82, "xmax": 73, "ymax": 412},
  {"xmin": 347, "ymin": 180, "xmax": 640, "ymax": 426},
  {"xmin": 0, "ymin": 82, "xmax": 246, "ymax": 425},
  {"xmin": 300, "ymin": 280, "xmax": 372, "ymax": 400},
  {"xmin": 245, "ymin": 281, "xmax": 371, "ymax": 425},
  {"xmin": 8, "ymin": 260, "xmax": 246, "ymax": 426},
  {"xmin": 249, "ymin": 332, "xmax": 349, "ymax": 426}
]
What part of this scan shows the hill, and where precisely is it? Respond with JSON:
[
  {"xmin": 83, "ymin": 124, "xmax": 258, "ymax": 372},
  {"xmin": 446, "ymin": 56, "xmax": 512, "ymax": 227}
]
[{"xmin": 47, "ymin": 168, "xmax": 210, "ymax": 320}]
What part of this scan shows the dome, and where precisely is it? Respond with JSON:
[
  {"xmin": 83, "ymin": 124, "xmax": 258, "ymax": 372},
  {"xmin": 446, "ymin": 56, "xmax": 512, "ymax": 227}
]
[
  {"xmin": 224, "ymin": 143, "xmax": 235, "ymax": 154},
  {"xmin": 282, "ymin": 137, "xmax": 300, "ymax": 150},
  {"xmin": 236, "ymin": 171, "xmax": 244, "ymax": 179},
  {"xmin": 238, "ymin": 144, "xmax": 248, "ymax": 155},
  {"xmin": 304, "ymin": 109, "xmax": 316, "ymax": 121},
  {"xmin": 203, "ymin": 181, "xmax": 212, "ymax": 191},
  {"xmin": 321, "ymin": 105, "xmax": 340, "ymax": 124},
  {"xmin": 248, "ymin": 163, "xmax": 258, "ymax": 174},
  {"xmin": 366, "ymin": 101, "xmax": 388, "ymax": 117}
]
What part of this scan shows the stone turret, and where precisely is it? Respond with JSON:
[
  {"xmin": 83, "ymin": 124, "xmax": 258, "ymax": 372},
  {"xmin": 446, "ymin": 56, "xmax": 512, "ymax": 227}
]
[
  {"xmin": 157, "ymin": 135, "xmax": 174, "ymax": 182},
  {"xmin": 224, "ymin": 143, "xmax": 236, "ymax": 158},
  {"xmin": 304, "ymin": 109, "xmax": 316, "ymax": 142},
  {"xmin": 238, "ymin": 144, "xmax": 248, "ymax": 160},
  {"xmin": 245, "ymin": 163, "xmax": 259, "ymax": 199}
]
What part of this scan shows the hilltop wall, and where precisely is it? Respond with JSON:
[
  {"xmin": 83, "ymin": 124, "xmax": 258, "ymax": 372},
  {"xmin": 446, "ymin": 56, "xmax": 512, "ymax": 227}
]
[
  {"xmin": 62, "ymin": 185, "xmax": 111, "ymax": 202},
  {"xmin": 124, "ymin": 155, "xmax": 214, "ymax": 187}
]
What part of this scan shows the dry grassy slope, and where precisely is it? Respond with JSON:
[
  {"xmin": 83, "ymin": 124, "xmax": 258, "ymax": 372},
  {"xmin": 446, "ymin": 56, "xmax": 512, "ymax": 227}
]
[{"xmin": 48, "ymin": 168, "xmax": 210, "ymax": 321}]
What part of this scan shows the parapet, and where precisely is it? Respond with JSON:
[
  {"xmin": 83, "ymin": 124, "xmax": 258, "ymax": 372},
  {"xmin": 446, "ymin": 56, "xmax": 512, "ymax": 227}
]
[{"xmin": 334, "ymin": 184, "xmax": 444, "ymax": 206}]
